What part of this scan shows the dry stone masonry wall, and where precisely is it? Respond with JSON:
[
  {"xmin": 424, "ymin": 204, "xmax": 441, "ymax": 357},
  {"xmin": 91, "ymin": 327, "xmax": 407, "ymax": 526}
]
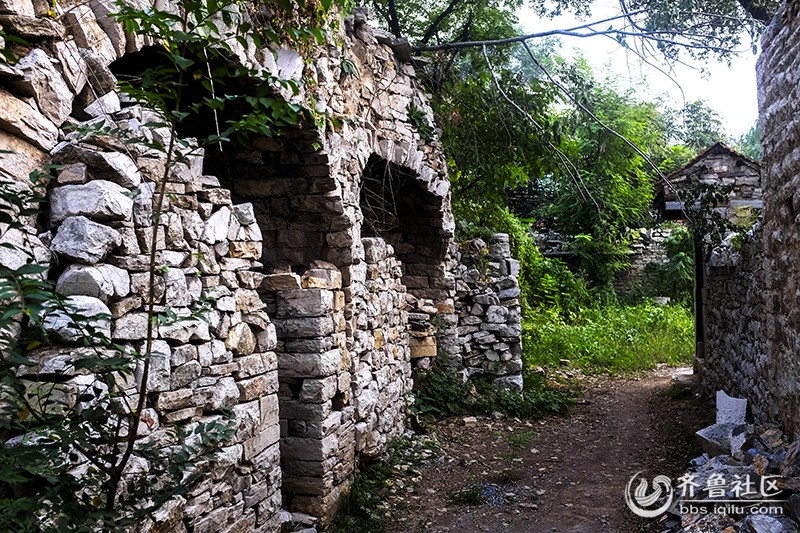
[
  {"xmin": 452, "ymin": 234, "xmax": 524, "ymax": 390},
  {"xmin": 613, "ymin": 227, "xmax": 672, "ymax": 295},
  {"xmin": 702, "ymin": 1, "xmax": 800, "ymax": 439},
  {"xmin": 37, "ymin": 125, "xmax": 283, "ymax": 531},
  {"xmin": 0, "ymin": 1, "xmax": 527, "ymax": 529}
]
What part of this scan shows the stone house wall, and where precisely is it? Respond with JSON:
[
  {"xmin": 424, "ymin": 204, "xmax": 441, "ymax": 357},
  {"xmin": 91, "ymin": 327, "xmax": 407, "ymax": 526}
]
[
  {"xmin": 0, "ymin": 2, "xmax": 529, "ymax": 529},
  {"xmin": 701, "ymin": 1, "xmax": 800, "ymax": 439},
  {"xmin": 613, "ymin": 227, "xmax": 673, "ymax": 295}
]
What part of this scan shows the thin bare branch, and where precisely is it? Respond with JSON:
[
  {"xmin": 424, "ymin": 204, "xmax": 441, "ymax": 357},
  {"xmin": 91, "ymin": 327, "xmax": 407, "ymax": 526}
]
[{"xmin": 519, "ymin": 41, "xmax": 691, "ymax": 219}]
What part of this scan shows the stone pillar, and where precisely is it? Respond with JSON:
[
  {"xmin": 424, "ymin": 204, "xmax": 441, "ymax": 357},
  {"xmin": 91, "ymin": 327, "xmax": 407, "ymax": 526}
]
[
  {"xmin": 452, "ymin": 233, "xmax": 524, "ymax": 390},
  {"xmin": 263, "ymin": 264, "xmax": 354, "ymax": 521}
]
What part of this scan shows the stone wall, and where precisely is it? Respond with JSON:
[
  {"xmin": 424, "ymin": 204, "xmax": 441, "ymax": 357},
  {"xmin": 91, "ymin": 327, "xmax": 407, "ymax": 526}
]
[
  {"xmin": 0, "ymin": 1, "xmax": 532, "ymax": 528},
  {"xmin": 613, "ymin": 227, "xmax": 672, "ymax": 295},
  {"xmin": 451, "ymin": 234, "xmax": 523, "ymax": 390},
  {"xmin": 32, "ymin": 125, "xmax": 283, "ymax": 531},
  {"xmin": 702, "ymin": 1, "xmax": 800, "ymax": 439}
]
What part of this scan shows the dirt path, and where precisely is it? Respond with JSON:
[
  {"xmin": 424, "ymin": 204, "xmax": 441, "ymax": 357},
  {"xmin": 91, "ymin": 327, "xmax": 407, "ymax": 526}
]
[{"xmin": 385, "ymin": 367, "xmax": 712, "ymax": 533}]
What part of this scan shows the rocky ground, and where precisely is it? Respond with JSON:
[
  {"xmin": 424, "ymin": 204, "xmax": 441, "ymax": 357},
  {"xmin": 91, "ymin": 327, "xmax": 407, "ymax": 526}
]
[{"xmin": 377, "ymin": 366, "xmax": 714, "ymax": 533}]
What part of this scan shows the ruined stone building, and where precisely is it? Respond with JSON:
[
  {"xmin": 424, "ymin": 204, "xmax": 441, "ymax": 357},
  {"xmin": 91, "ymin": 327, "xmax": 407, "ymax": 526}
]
[
  {"xmin": 701, "ymin": 2, "xmax": 800, "ymax": 440},
  {"xmin": 0, "ymin": 1, "xmax": 524, "ymax": 530},
  {"xmin": 651, "ymin": 142, "xmax": 763, "ymax": 362}
]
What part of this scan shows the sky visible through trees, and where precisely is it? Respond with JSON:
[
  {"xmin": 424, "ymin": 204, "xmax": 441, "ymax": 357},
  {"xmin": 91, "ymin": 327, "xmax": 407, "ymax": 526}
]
[{"xmin": 518, "ymin": 0, "xmax": 759, "ymax": 137}]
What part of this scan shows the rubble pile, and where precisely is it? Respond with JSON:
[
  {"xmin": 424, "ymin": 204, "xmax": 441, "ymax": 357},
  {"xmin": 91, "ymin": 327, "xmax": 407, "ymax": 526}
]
[{"xmin": 666, "ymin": 392, "xmax": 800, "ymax": 533}]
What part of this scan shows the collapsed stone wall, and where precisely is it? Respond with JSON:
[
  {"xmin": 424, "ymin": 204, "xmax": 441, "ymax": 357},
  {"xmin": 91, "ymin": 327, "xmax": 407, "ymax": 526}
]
[
  {"xmin": 703, "ymin": 2, "xmax": 800, "ymax": 439},
  {"xmin": 451, "ymin": 234, "xmax": 523, "ymax": 390},
  {"xmin": 613, "ymin": 227, "xmax": 672, "ymax": 295}
]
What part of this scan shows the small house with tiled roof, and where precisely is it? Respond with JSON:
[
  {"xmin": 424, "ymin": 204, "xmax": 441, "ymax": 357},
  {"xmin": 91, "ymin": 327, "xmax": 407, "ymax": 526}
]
[{"xmin": 656, "ymin": 142, "xmax": 762, "ymax": 222}]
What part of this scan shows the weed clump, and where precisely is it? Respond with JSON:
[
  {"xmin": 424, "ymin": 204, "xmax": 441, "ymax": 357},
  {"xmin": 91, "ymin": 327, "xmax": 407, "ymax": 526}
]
[{"xmin": 411, "ymin": 360, "xmax": 573, "ymax": 425}]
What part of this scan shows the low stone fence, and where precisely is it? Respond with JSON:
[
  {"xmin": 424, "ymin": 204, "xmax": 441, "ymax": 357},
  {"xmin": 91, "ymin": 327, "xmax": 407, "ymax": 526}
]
[{"xmin": 451, "ymin": 234, "xmax": 524, "ymax": 390}]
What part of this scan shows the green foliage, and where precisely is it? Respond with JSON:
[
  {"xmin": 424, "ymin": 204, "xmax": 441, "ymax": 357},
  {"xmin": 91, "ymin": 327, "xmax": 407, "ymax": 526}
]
[
  {"xmin": 453, "ymin": 200, "xmax": 589, "ymax": 320},
  {"xmin": 407, "ymin": 101, "xmax": 435, "ymax": 141},
  {"xmin": 411, "ymin": 357, "xmax": 573, "ymax": 424},
  {"xmin": 548, "ymin": 61, "xmax": 665, "ymax": 289},
  {"xmin": 450, "ymin": 483, "xmax": 485, "ymax": 505},
  {"xmin": 523, "ymin": 303, "xmax": 694, "ymax": 372},
  {"xmin": 735, "ymin": 121, "xmax": 761, "ymax": 161},
  {"xmin": 653, "ymin": 225, "xmax": 694, "ymax": 303},
  {"xmin": 438, "ymin": 43, "xmax": 562, "ymax": 205},
  {"xmin": 668, "ymin": 100, "xmax": 728, "ymax": 153},
  {"xmin": 504, "ymin": 429, "xmax": 535, "ymax": 449},
  {"xmin": 330, "ymin": 460, "xmax": 392, "ymax": 533}
]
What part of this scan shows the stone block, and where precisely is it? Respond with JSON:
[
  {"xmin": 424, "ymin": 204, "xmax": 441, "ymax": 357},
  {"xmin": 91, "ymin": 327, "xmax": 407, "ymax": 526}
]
[
  {"xmin": 278, "ymin": 349, "xmax": 342, "ymax": 378},
  {"xmin": 51, "ymin": 216, "xmax": 122, "ymax": 264},
  {"xmin": 43, "ymin": 295, "xmax": 112, "ymax": 343},
  {"xmin": 112, "ymin": 312, "xmax": 148, "ymax": 340},
  {"xmin": 280, "ymin": 433, "xmax": 339, "ymax": 462},
  {"xmin": 138, "ymin": 340, "xmax": 171, "ymax": 393},
  {"xmin": 302, "ymin": 268, "xmax": 343, "ymax": 289},
  {"xmin": 0, "ymin": 87, "xmax": 58, "ymax": 150},
  {"xmin": 256, "ymin": 324, "xmax": 278, "ymax": 352},
  {"xmin": 51, "ymin": 143, "xmax": 142, "ymax": 188},
  {"xmin": 273, "ymin": 317, "xmax": 334, "ymax": 338},
  {"xmin": 260, "ymin": 394, "xmax": 279, "ymax": 426},
  {"xmin": 56, "ymin": 263, "xmax": 130, "ymax": 302},
  {"xmin": 235, "ymin": 289, "xmax": 265, "ymax": 313},
  {"xmin": 154, "ymin": 389, "xmax": 194, "ymax": 411},
  {"xmin": 299, "ymin": 376, "xmax": 338, "ymax": 403},
  {"xmin": 261, "ymin": 272, "xmax": 302, "ymax": 291},
  {"xmin": 171, "ymin": 361, "xmax": 201, "ymax": 389},
  {"xmin": 236, "ymin": 375, "xmax": 269, "ymax": 401},
  {"xmin": 226, "ymin": 323, "xmax": 256, "ymax": 356},
  {"xmin": 11, "ymin": 48, "xmax": 73, "ymax": 125},
  {"xmin": 409, "ymin": 336, "xmax": 437, "ymax": 358},
  {"xmin": 280, "ymin": 399, "xmax": 332, "ymax": 421},
  {"xmin": 197, "ymin": 377, "xmax": 239, "ymax": 411},
  {"xmin": 235, "ymin": 353, "xmax": 268, "ymax": 378},
  {"xmin": 243, "ymin": 425, "xmax": 280, "ymax": 460},
  {"xmin": 277, "ymin": 289, "xmax": 334, "ymax": 317},
  {"xmin": 201, "ymin": 206, "xmax": 231, "ymax": 244}
]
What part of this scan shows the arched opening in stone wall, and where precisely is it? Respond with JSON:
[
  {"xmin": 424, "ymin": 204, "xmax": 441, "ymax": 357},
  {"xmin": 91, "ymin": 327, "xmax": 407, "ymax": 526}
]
[
  {"xmin": 112, "ymin": 49, "xmax": 356, "ymax": 521},
  {"xmin": 360, "ymin": 154, "xmax": 450, "ymax": 297},
  {"xmin": 359, "ymin": 154, "xmax": 453, "ymax": 370},
  {"xmin": 199, "ymin": 136, "xmax": 358, "ymax": 520}
]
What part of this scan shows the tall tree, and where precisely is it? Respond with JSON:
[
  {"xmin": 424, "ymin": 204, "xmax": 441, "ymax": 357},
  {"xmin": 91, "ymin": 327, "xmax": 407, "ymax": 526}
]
[
  {"xmin": 671, "ymin": 100, "xmax": 728, "ymax": 153},
  {"xmin": 735, "ymin": 121, "xmax": 761, "ymax": 160}
]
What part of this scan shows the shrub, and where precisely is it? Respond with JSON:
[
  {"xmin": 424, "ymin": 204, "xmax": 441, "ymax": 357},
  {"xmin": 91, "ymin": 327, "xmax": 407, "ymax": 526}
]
[
  {"xmin": 453, "ymin": 200, "xmax": 589, "ymax": 320},
  {"xmin": 410, "ymin": 358, "xmax": 573, "ymax": 425}
]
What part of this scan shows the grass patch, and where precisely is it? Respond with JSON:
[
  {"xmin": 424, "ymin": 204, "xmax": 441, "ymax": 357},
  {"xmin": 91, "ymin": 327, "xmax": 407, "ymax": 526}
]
[
  {"xmin": 505, "ymin": 430, "xmax": 536, "ymax": 449},
  {"xmin": 523, "ymin": 302, "xmax": 694, "ymax": 372}
]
